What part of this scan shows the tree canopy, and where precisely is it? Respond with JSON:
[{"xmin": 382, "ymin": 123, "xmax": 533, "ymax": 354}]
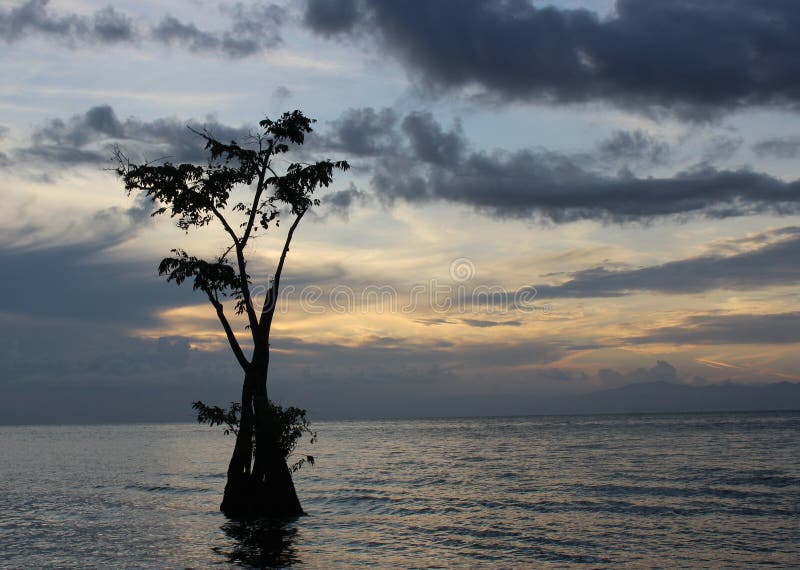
[{"xmin": 115, "ymin": 110, "xmax": 349, "ymax": 371}]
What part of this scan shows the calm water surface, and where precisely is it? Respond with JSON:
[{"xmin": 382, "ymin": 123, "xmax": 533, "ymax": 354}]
[{"xmin": 1, "ymin": 412, "xmax": 798, "ymax": 568}]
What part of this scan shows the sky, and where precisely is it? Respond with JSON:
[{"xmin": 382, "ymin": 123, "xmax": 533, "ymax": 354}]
[{"xmin": 1, "ymin": 0, "xmax": 800, "ymax": 421}]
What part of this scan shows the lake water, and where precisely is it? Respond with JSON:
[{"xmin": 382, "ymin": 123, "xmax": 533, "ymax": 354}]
[{"xmin": 1, "ymin": 412, "xmax": 798, "ymax": 568}]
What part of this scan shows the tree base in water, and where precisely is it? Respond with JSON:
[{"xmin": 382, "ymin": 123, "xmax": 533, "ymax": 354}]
[{"xmin": 221, "ymin": 471, "xmax": 304, "ymax": 519}]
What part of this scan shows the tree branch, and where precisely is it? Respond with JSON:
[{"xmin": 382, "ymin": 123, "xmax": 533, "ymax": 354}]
[
  {"xmin": 209, "ymin": 204, "xmax": 260, "ymax": 335},
  {"xmin": 240, "ymin": 171, "xmax": 265, "ymax": 248},
  {"xmin": 259, "ymin": 209, "xmax": 305, "ymax": 335},
  {"xmin": 241, "ymin": 143, "xmax": 274, "ymax": 248},
  {"xmin": 209, "ymin": 203, "xmax": 241, "ymax": 249},
  {"xmin": 207, "ymin": 293, "xmax": 250, "ymax": 371}
]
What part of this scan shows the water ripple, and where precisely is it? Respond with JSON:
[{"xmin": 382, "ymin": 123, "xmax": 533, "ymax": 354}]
[{"xmin": 0, "ymin": 412, "xmax": 798, "ymax": 568}]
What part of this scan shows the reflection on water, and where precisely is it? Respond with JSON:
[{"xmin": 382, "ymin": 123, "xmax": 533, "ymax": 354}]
[
  {"xmin": 0, "ymin": 412, "xmax": 798, "ymax": 568},
  {"xmin": 218, "ymin": 517, "xmax": 300, "ymax": 569}
]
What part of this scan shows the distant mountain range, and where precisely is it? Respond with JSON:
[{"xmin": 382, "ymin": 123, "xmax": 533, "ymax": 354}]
[{"xmin": 537, "ymin": 381, "xmax": 800, "ymax": 415}]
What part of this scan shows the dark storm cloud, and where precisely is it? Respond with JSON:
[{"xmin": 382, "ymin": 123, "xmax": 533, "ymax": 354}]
[
  {"xmin": 400, "ymin": 112, "xmax": 465, "ymax": 167},
  {"xmin": 630, "ymin": 312, "xmax": 800, "ymax": 345},
  {"xmin": 303, "ymin": 0, "xmax": 359, "ymax": 36},
  {"xmin": 20, "ymin": 104, "xmax": 251, "ymax": 166},
  {"xmin": 304, "ymin": 0, "xmax": 800, "ymax": 118},
  {"xmin": 351, "ymin": 108, "xmax": 800, "ymax": 222},
  {"xmin": 531, "ymin": 227, "xmax": 800, "ymax": 299},
  {"xmin": 412, "ymin": 158, "xmax": 800, "ymax": 222},
  {"xmin": 323, "ymin": 107, "xmax": 400, "ymax": 156},
  {"xmin": 753, "ymin": 136, "xmax": 800, "ymax": 160},
  {"xmin": 0, "ymin": 0, "xmax": 283, "ymax": 57}
]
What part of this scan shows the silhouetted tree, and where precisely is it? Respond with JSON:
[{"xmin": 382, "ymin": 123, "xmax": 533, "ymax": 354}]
[{"xmin": 115, "ymin": 111, "xmax": 348, "ymax": 518}]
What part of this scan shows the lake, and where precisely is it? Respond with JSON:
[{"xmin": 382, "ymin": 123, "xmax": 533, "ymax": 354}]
[{"xmin": 1, "ymin": 412, "xmax": 798, "ymax": 568}]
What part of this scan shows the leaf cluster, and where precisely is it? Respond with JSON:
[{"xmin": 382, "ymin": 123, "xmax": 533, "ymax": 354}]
[
  {"xmin": 157, "ymin": 249, "xmax": 248, "ymax": 313},
  {"xmin": 115, "ymin": 110, "xmax": 349, "ymax": 234},
  {"xmin": 192, "ymin": 401, "xmax": 241, "ymax": 436},
  {"xmin": 192, "ymin": 399, "xmax": 317, "ymax": 472},
  {"xmin": 158, "ymin": 249, "xmax": 237, "ymax": 295},
  {"xmin": 263, "ymin": 400, "xmax": 317, "ymax": 464}
]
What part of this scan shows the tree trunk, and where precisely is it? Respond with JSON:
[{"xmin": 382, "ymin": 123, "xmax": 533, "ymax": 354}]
[
  {"xmin": 252, "ymin": 391, "xmax": 303, "ymax": 515},
  {"xmin": 220, "ymin": 356, "xmax": 304, "ymax": 519},
  {"xmin": 220, "ymin": 378, "xmax": 254, "ymax": 516}
]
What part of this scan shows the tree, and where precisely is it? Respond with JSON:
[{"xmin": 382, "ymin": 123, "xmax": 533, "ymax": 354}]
[{"xmin": 115, "ymin": 111, "xmax": 349, "ymax": 518}]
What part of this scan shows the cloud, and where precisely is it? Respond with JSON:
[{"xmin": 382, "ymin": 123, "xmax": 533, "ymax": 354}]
[
  {"xmin": 0, "ymin": 184, "xmax": 196, "ymax": 328},
  {"xmin": 630, "ymin": 312, "xmax": 800, "ymax": 345},
  {"xmin": 0, "ymin": 0, "xmax": 284, "ymax": 57},
  {"xmin": 595, "ymin": 129, "xmax": 670, "ymax": 167},
  {"xmin": 700, "ymin": 134, "xmax": 743, "ymax": 163},
  {"xmin": 753, "ymin": 136, "xmax": 800, "ymax": 159},
  {"xmin": 531, "ymin": 227, "xmax": 800, "ymax": 298},
  {"xmin": 0, "ymin": 221, "xmax": 197, "ymax": 325},
  {"xmin": 273, "ymin": 85, "xmax": 292, "ymax": 100},
  {"xmin": 92, "ymin": 5, "xmax": 135, "ymax": 43},
  {"xmin": 409, "ymin": 157, "xmax": 800, "ymax": 223},
  {"xmin": 0, "ymin": 308, "xmax": 568, "ymax": 422},
  {"xmin": 0, "ymin": 125, "xmax": 10, "ymax": 167},
  {"xmin": 303, "ymin": 0, "xmax": 359, "ymax": 37},
  {"xmin": 15, "ymin": 104, "xmax": 364, "ymax": 218},
  {"xmin": 151, "ymin": 3, "xmax": 283, "ymax": 57},
  {"xmin": 460, "ymin": 318, "xmax": 521, "ymax": 328},
  {"xmin": 0, "ymin": 320, "xmax": 197, "ymax": 386},
  {"xmin": 314, "ymin": 184, "xmax": 367, "ymax": 219},
  {"xmin": 0, "ymin": 0, "xmax": 135, "ymax": 44},
  {"xmin": 304, "ymin": 0, "xmax": 800, "ymax": 119},
  {"xmin": 20, "ymin": 105, "xmax": 800, "ymax": 225},
  {"xmin": 18, "ymin": 104, "xmax": 251, "ymax": 166},
  {"xmin": 400, "ymin": 112, "xmax": 465, "ymax": 167},
  {"xmin": 0, "ymin": 190, "xmax": 153, "ymax": 252},
  {"xmin": 0, "ymin": 312, "xmax": 244, "ymax": 424},
  {"xmin": 33, "ymin": 104, "xmax": 125, "ymax": 148},
  {"xmin": 265, "ymin": 333, "xmax": 568, "ymax": 417},
  {"xmin": 598, "ymin": 360, "xmax": 680, "ymax": 386},
  {"xmin": 346, "ymin": 108, "xmax": 800, "ymax": 222},
  {"xmin": 322, "ymin": 106, "xmax": 400, "ymax": 156}
]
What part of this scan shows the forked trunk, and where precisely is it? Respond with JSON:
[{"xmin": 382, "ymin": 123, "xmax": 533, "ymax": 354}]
[{"xmin": 221, "ymin": 362, "xmax": 303, "ymax": 518}]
